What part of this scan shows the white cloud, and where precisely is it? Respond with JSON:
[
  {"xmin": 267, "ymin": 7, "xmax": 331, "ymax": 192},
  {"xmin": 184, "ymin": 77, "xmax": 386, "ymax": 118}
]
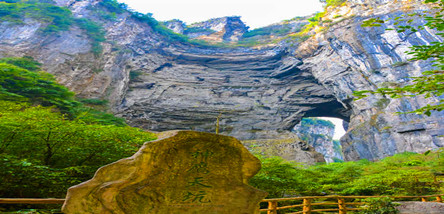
[
  {"xmin": 318, "ymin": 117, "xmax": 346, "ymax": 140},
  {"xmin": 120, "ymin": 0, "xmax": 324, "ymax": 29}
]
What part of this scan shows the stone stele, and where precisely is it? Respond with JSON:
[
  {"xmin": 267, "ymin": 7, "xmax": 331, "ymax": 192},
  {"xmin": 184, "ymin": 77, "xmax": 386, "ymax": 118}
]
[{"xmin": 62, "ymin": 130, "xmax": 267, "ymax": 214}]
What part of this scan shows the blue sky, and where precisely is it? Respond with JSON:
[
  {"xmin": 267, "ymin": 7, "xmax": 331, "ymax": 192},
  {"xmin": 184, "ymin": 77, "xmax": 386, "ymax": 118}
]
[{"xmin": 120, "ymin": 0, "xmax": 324, "ymax": 29}]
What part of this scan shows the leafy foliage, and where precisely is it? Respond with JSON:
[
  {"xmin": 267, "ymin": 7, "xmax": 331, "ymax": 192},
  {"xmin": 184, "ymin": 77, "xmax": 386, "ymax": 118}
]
[
  {"xmin": 0, "ymin": 56, "xmax": 41, "ymax": 71},
  {"xmin": 0, "ymin": 57, "xmax": 157, "ymax": 201},
  {"xmin": 0, "ymin": 0, "xmax": 106, "ymax": 55},
  {"xmin": 242, "ymin": 25, "xmax": 292, "ymax": 38},
  {"xmin": 320, "ymin": 0, "xmax": 347, "ymax": 8},
  {"xmin": 74, "ymin": 18, "xmax": 106, "ymax": 55},
  {"xmin": 0, "ymin": 154, "xmax": 91, "ymax": 198},
  {"xmin": 0, "ymin": 101, "xmax": 155, "ymax": 167},
  {"xmin": 0, "ymin": 0, "xmax": 73, "ymax": 33},
  {"xmin": 355, "ymin": 0, "xmax": 444, "ymax": 116},
  {"xmin": 183, "ymin": 27, "xmax": 216, "ymax": 34},
  {"xmin": 358, "ymin": 197, "xmax": 400, "ymax": 214},
  {"xmin": 249, "ymin": 156, "xmax": 316, "ymax": 198},
  {"xmin": 251, "ymin": 151, "xmax": 443, "ymax": 198},
  {"xmin": 300, "ymin": 117, "xmax": 335, "ymax": 129},
  {"xmin": 0, "ymin": 57, "xmax": 126, "ymax": 126},
  {"xmin": 0, "ymin": 60, "xmax": 79, "ymax": 114},
  {"xmin": 98, "ymin": 0, "xmax": 128, "ymax": 14}
]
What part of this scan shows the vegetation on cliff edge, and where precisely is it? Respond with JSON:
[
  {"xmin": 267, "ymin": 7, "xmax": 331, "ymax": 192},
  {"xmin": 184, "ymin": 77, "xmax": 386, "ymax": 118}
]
[
  {"xmin": 0, "ymin": 57, "xmax": 156, "ymax": 202},
  {"xmin": 355, "ymin": 0, "xmax": 444, "ymax": 116},
  {"xmin": 0, "ymin": 0, "xmax": 105, "ymax": 55}
]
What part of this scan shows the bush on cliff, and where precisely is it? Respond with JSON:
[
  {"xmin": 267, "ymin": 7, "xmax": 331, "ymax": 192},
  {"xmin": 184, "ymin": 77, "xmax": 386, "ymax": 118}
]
[{"xmin": 0, "ymin": 57, "xmax": 156, "ymax": 199}]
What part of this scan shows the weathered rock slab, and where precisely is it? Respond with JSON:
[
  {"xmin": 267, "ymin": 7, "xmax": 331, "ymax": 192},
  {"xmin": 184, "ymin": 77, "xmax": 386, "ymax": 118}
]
[
  {"xmin": 62, "ymin": 131, "xmax": 267, "ymax": 214},
  {"xmin": 396, "ymin": 202, "xmax": 444, "ymax": 214}
]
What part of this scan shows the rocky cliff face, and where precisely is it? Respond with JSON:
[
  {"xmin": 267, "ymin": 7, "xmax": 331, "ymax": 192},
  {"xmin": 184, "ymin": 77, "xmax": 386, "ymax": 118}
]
[
  {"xmin": 162, "ymin": 19, "xmax": 185, "ymax": 34},
  {"xmin": 0, "ymin": 0, "xmax": 442, "ymax": 162},
  {"xmin": 293, "ymin": 118, "xmax": 344, "ymax": 163},
  {"xmin": 294, "ymin": 0, "xmax": 444, "ymax": 161},
  {"xmin": 164, "ymin": 16, "xmax": 248, "ymax": 43},
  {"xmin": 242, "ymin": 131, "xmax": 325, "ymax": 164}
]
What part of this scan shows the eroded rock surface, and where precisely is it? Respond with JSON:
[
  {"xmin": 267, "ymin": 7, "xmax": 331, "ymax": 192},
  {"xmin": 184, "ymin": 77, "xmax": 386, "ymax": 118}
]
[
  {"xmin": 396, "ymin": 202, "xmax": 444, "ymax": 214},
  {"xmin": 62, "ymin": 131, "xmax": 267, "ymax": 214},
  {"xmin": 242, "ymin": 131, "xmax": 325, "ymax": 164}
]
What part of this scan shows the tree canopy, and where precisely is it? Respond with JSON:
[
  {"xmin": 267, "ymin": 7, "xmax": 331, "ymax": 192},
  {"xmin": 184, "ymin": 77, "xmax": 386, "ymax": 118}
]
[
  {"xmin": 0, "ymin": 57, "xmax": 156, "ymax": 200},
  {"xmin": 250, "ymin": 151, "xmax": 443, "ymax": 198}
]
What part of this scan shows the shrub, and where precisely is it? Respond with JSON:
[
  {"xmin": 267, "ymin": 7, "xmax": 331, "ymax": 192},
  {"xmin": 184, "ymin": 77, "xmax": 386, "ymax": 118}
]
[
  {"xmin": 358, "ymin": 197, "xmax": 400, "ymax": 214},
  {"xmin": 0, "ymin": 1, "xmax": 73, "ymax": 33},
  {"xmin": 78, "ymin": 98, "xmax": 108, "ymax": 106},
  {"xmin": 74, "ymin": 18, "xmax": 106, "ymax": 56},
  {"xmin": 183, "ymin": 27, "xmax": 216, "ymax": 34},
  {"xmin": 251, "ymin": 151, "xmax": 443, "ymax": 198},
  {"xmin": 0, "ymin": 57, "xmax": 125, "ymax": 125},
  {"xmin": 129, "ymin": 70, "xmax": 143, "ymax": 80},
  {"xmin": 0, "ymin": 1, "xmax": 106, "ymax": 54},
  {"xmin": 322, "ymin": 0, "xmax": 347, "ymax": 8},
  {"xmin": 300, "ymin": 118, "xmax": 335, "ymax": 129},
  {"xmin": 0, "ymin": 61, "xmax": 79, "ymax": 114}
]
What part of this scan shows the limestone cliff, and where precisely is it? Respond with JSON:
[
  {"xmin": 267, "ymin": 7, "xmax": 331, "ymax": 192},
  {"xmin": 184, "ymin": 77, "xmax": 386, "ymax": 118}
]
[
  {"xmin": 163, "ymin": 16, "xmax": 248, "ymax": 43},
  {"xmin": 293, "ymin": 118, "xmax": 344, "ymax": 163},
  {"xmin": 242, "ymin": 131, "xmax": 325, "ymax": 164},
  {"xmin": 294, "ymin": 0, "xmax": 444, "ymax": 161},
  {"xmin": 184, "ymin": 16, "xmax": 248, "ymax": 42},
  {"xmin": 0, "ymin": 0, "xmax": 442, "ymax": 162}
]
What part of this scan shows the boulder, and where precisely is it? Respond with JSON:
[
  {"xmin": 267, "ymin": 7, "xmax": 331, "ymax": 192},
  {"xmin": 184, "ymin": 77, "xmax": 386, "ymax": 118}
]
[
  {"xmin": 396, "ymin": 201, "xmax": 444, "ymax": 214},
  {"xmin": 62, "ymin": 131, "xmax": 267, "ymax": 214}
]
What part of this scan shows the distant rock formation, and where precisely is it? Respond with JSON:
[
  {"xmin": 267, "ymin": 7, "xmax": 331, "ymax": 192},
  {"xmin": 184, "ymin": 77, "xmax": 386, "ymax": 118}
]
[
  {"xmin": 166, "ymin": 16, "xmax": 249, "ymax": 43},
  {"xmin": 293, "ymin": 118, "xmax": 344, "ymax": 163},
  {"xmin": 163, "ymin": 19, "xmax": 185, "ymax": 34}
]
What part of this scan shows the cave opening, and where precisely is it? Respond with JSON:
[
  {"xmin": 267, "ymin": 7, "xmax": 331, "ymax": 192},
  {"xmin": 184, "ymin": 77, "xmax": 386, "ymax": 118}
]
[{"xmin": 292, "ymin": 117, "xmax": 346, "ymax": 163}]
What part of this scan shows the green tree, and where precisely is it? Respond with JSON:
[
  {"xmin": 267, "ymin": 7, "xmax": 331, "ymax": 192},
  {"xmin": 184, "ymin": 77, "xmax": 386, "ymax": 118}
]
[
  {"xmin": 0, "ymin": 61, "xmax": 79, "ymax": 113},
  {"xmin": 0, "ymin": 101, "xmax": 156, "ymax": 200},
  {"xmin": 249, "ymin": 156, "xmax": 322, "ymax": 198},
  {"xmin": 355, "ymin": 0, "xmax": 444, "ymax": 116},
  {"xmin": 251, "ymin": 152, "xmax": 442, "ymax": 198},
  {"xmin": 0, "ymin": 57, "xmax": 157, "ymax": 200},
  {"xmin": 0, "ymin": 101, "xmax": 156, "ymax": 168},
  {"xmin": 0, "ymin": 57, "xmax": 126, "ymax": 125},
  {"xmin": 0, "ymin": 154, "xmax": 89, "ymax": 198}
]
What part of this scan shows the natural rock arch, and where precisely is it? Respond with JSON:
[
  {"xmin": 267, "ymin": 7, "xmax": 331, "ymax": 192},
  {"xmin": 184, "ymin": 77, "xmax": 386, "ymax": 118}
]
[{"xmin": 116, "ymin": 49, "xmax": 352, "ymax": 140}]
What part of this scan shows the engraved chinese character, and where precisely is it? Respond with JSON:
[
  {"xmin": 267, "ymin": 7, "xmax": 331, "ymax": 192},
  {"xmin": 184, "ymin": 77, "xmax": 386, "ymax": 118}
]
[
  {"xmin": 188, "ymin": 177, "xmax": 212, "ymax": 188},
  {"xmin": 187, "ymin": 161, "xmax": 210, "ymax": 174},
  {"xmin": 191, "ymin": 150, "xmax": 214, "ymax": 162},
  {"xmin": 182, "ymin": 191, "xmax": 211, "ymax": 203}
]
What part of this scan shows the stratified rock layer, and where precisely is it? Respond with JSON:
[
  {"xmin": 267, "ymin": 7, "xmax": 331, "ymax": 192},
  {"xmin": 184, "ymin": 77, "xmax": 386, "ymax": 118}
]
[{"xmin": 62, "ymin": 131, "xmax": 267, "ymax": 214}]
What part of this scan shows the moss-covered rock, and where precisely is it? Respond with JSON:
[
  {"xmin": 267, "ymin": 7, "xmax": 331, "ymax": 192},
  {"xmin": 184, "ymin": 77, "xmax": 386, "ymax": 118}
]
[{"xmin": 62, "ymin": 131, "xmax": 267, "ymax": 214}]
